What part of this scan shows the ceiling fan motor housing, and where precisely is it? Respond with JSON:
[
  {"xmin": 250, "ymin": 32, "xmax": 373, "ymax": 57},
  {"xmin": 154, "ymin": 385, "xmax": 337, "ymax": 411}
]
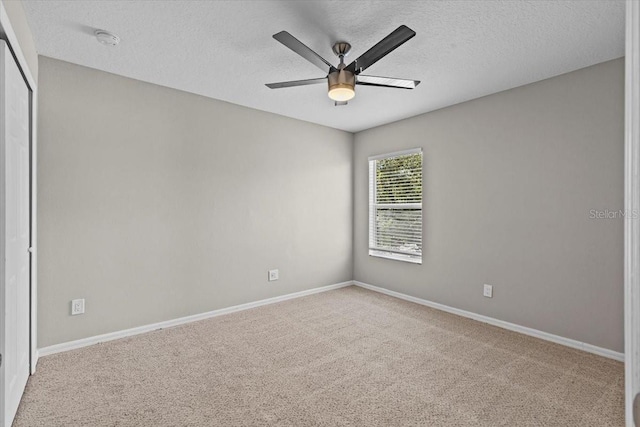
[{"xmin": 327, "ymin": 69, "xmax": 356, "ymax": 101}]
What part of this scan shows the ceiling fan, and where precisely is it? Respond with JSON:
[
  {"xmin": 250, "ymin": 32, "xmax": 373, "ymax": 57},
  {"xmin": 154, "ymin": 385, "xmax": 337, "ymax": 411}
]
[{"xmin": 265, "ymin": 25, "xmax": 420, "ymax": 106}]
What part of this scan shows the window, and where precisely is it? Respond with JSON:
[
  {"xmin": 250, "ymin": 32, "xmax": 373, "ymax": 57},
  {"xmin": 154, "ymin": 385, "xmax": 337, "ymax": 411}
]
[{"xmin": 369, "ymin": 148, "xmax": 423, "ymax": 264}]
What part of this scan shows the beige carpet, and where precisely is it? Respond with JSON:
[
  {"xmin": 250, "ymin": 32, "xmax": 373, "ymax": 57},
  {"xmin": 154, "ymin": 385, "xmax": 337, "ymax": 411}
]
[{"xmin": 14, "ymin": 286, "xmax": 624, "ymax": 426}]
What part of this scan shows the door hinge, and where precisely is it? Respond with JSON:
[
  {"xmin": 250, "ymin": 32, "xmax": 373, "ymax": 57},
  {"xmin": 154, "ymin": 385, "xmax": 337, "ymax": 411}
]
[{"xmin": 634, "ymin": 392, "xmax": 640, "ymax": 426}]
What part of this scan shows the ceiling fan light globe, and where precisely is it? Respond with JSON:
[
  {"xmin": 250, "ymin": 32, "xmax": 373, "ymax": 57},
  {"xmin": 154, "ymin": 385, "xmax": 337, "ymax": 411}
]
[
  {"xmin": 328, "ymin": 69, "xmax": 356, "ymax": 102},
  {"xmin": 328, "ymin": 86, "xmax": 355, "ymax": 102}
]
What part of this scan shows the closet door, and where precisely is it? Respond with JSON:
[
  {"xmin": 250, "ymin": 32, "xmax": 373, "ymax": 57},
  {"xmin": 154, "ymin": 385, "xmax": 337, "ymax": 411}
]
[{"xmin": 0, "ymin": 40, "xmax": 31, "ymax": 427}]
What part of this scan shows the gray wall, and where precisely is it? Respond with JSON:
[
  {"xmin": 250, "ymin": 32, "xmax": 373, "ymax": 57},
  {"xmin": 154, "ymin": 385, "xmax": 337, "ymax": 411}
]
[
  {"xmin": 354, "ymin": 58, "xmax": 624, "ymax": 352},
  {"xmin": 38, "ymin": 55, "xmax": 624, "ymax": 352},
  {"xmin": 37, "ymin": 57, "xmax": 353, "ymax": 347}
]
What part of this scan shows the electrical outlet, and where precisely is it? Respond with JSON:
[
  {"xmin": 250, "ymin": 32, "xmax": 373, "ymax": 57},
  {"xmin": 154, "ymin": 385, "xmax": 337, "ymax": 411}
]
[
  {"xmin": 483, "ymin": 284, "xmax": 493, "ymax": 298},
  {"xmin": 268, "ymin": 269, "xmax": 279, "ymax": 282},
  {"xmin": 71, "ymin": 298, "xmax": 85, "ymax": 315}
]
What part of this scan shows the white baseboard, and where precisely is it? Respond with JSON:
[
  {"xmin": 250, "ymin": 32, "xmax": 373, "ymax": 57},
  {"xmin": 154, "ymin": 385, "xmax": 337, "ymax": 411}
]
[
  {"xmin": 354, "ymin": 281, "xmax": 624, "ymax": 362},
  {"xmin": 39, "ymin": 279, "xmax": 624, "ymax": 363},
  {"xmin": 38, "ymin": 281, "xmax": 353, "ymax": 357},
  {"xmin": 31, "ymin": 349, "xmax": 39, "ymax": 374}
]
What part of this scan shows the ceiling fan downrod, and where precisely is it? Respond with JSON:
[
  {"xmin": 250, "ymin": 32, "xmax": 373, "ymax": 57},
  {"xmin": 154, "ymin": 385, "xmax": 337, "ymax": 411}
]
[{"xmin": 328, "ymin": 42, "xmax": 356, "ymax": 102}]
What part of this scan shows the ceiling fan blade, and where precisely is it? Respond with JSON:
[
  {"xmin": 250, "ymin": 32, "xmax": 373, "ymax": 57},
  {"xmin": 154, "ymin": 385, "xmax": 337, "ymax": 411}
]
[
  {"xmin": 273, "ymin": 31, "xmax": 336, "ymax": 73},
  {"xmin": 356, "ymin": 75, "xmax": 420, "ymax": 89},
  {"xmin": 346, "ymin": 25, "xmax": 416, "ymax": 74},
  {"xmin": 265, "ymin": 78, "xmax": 327, "ymax": 89},
  {"xmin": 334, "ymin": 101, "xmax": 348, "ymax": 106}
]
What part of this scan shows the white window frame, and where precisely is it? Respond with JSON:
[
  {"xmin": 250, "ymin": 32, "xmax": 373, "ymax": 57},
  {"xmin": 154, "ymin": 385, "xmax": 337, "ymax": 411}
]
[{"xmin": 368, "ymin": 148, "xmax": 423, "ymax": 264}]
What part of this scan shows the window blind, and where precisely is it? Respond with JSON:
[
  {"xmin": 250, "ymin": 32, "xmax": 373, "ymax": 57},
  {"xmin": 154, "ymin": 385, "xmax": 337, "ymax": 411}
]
[{"xmin": 368, "ymin": 149, "xmax": 422, "ymax": 263}]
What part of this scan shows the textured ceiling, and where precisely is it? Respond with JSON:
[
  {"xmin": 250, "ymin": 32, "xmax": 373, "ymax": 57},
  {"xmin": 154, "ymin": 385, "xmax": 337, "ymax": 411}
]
[{"xmin": 22, "ymin": 0, "xmax": 624, "ymax": 133}]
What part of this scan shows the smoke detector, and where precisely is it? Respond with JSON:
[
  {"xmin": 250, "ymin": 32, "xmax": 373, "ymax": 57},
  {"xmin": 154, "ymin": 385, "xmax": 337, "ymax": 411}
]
[{"xmin": 95, "ymin": 30, "xmax": 120, "ymax": 47}]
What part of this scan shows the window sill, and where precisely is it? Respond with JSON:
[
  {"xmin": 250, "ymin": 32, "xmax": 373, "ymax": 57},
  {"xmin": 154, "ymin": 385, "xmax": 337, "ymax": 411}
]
[{"xmin": 369, "ymin": 250, "xmax": 422, "ymax": 264}]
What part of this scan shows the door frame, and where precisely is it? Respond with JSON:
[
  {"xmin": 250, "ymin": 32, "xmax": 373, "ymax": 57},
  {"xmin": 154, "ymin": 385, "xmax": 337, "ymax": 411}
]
[
  {"xmin": 0, "ymin": 2, "xmax": 37, "ymax": 375},
  {"xmin": 626, "ymin": 0, "xmax": 640, "ymax": 425}
]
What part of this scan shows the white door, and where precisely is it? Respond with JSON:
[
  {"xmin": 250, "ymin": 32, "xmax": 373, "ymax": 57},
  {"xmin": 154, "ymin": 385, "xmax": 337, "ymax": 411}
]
[{"xmin": 0, "ymin": 40, "xmax": 31, "ymax": 427}]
